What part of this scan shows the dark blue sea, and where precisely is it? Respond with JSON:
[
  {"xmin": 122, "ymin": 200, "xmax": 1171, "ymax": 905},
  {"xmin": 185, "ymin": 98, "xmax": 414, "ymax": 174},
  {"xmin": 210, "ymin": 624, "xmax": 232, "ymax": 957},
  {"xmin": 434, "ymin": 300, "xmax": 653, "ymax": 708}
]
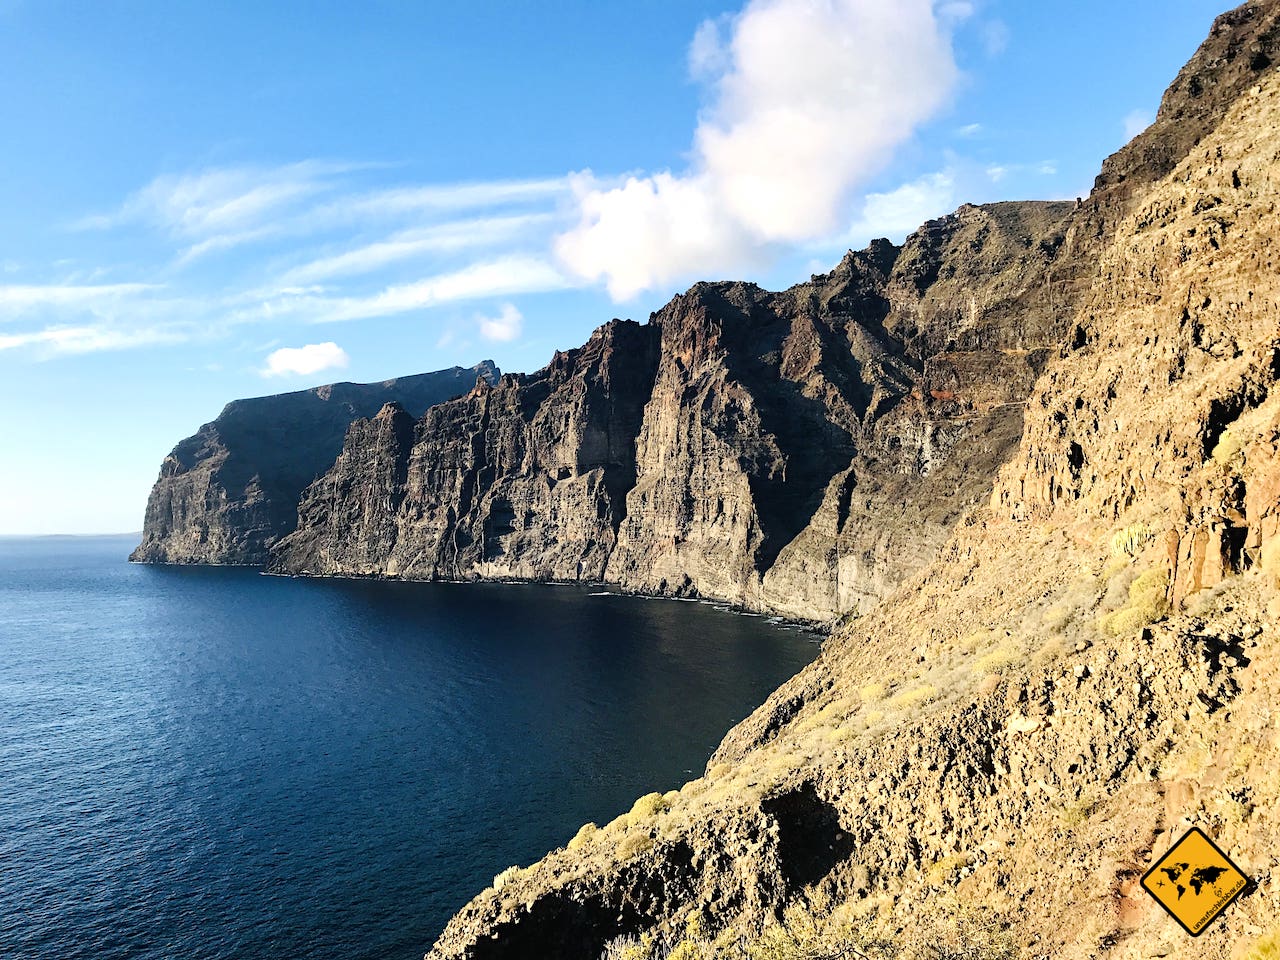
[{"xmin": 0, "ymin": 535, "xmax": 816, "ymax": 960}]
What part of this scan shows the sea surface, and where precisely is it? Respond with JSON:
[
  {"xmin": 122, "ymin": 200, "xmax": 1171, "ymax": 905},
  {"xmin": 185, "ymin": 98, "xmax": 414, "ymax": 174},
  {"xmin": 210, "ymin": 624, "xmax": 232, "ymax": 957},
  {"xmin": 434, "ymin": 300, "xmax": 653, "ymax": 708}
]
[{"xmin": 0, "ymin": 535, "xmax": 817, "ymax": 960}]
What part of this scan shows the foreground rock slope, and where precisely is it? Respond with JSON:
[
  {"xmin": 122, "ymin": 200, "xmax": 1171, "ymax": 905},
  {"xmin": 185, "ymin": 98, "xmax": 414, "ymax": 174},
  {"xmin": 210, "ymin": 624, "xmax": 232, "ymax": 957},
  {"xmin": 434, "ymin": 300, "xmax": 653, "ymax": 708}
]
[
  {"xmin": 426, "ymin": 4, "xmax": 1280, "ymax": 959},
  {"xmin": 131, "ymin": 362, "xmax": 497, "ymax": 564}
]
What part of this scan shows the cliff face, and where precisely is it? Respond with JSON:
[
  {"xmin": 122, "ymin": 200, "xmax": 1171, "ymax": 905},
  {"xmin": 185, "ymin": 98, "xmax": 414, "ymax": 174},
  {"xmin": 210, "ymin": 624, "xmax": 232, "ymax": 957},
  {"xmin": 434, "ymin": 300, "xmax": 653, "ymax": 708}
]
[
  {"xmin": 269, "ymin": 321, "xmax": 661, "ymax": 580},
  {"xmin": 269, "ymin": 202, "xmax": 1079, "ymax": 620},
  {"xmin": 130, "ymin": 362, "xmax": 497, "ymax": 564},
  {"xmin": 425, "ymin": 4, "xmax": 1280, "ymax": 960}
]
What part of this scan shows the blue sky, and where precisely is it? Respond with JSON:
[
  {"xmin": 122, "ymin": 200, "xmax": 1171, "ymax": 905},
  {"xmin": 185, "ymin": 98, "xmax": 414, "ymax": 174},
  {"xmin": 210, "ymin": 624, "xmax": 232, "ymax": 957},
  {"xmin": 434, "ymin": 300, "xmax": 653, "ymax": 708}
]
[{"xmin": 0, "ymin": 0, "xmax": 1227, "ymax": 534}]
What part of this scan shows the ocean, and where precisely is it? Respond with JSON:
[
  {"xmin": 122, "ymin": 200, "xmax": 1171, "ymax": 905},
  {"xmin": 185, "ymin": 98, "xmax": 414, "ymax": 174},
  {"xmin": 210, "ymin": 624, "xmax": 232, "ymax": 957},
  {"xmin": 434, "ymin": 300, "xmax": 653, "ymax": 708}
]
[{"xmin": 0, "ymin": 535, "xmax": 816, "ymax": 960}]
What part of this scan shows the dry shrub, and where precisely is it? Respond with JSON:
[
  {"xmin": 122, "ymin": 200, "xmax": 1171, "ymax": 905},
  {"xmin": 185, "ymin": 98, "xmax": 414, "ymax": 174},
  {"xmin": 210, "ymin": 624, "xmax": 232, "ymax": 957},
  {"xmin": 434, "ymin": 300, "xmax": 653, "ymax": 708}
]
[
  {"xmin": 617, "ymin": 831, "xmax": 654, "ymax": 861},
  {"xmin": 568, "ymin": 822, "xmax": 599, "ymax": 851},
  {"xmin": 1098, "ymin": 567, "xmax": 1169, "ymax": 636}
]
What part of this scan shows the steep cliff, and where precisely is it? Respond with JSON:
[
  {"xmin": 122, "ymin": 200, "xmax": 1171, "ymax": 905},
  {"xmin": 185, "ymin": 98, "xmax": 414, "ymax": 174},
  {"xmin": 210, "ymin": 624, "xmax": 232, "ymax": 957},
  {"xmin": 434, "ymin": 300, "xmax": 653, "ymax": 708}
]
[
  {"xmin": 425, "ymin": 4, "xmax": 1280, "ymax": 959},
  {"xmin": 270, "ymin": 202, "xmax": 1078, "ymax": 620},
  {"xmin": 130, "ymin": 362, "xmax": 497, "ymax": 564},
  {"xmin": 270, "ymin": 322, "xmax": 660, "ymax": 580}
]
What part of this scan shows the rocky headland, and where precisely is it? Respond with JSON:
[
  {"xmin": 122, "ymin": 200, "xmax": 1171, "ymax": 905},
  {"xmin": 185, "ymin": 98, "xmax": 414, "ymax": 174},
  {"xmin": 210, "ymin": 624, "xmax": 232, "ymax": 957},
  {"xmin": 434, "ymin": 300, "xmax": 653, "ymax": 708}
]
[
  {"xmin": 133, "ymin": 3, "xmax": 1280, "ymax": 958},
  {"xmin": 131, "ymin": 361, "xmax": 497, "ymax": 565}
]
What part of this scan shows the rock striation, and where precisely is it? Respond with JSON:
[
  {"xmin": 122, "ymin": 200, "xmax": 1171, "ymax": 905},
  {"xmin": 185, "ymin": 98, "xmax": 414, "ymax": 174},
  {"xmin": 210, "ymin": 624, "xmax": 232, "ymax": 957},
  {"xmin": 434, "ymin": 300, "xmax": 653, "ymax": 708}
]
[
  {"xmin": 424, "ymin": 4, "xmax": 1280, "ymax": 959},
  {"xmin": 130, "ymin": 362, "xmax": 497, "ymax": 564}
]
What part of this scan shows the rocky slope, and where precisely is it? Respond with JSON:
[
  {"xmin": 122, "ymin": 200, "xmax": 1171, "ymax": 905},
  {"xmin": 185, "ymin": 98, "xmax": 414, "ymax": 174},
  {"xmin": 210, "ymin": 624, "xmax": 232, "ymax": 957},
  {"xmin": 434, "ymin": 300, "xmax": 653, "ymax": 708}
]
[
  {"xmin": 425, "ymin": 4, "xmax": 1280, "ymax": 959},
  {"xmin": 130, "ymin": 362, "xmax": 497, "ymax": 564}
]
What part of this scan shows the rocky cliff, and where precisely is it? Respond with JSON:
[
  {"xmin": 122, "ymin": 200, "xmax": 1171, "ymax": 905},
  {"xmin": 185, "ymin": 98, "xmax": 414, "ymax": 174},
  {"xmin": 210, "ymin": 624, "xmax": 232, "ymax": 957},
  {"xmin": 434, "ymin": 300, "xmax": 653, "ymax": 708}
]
[
  {"xmin": 424, "ymin": 4, "xmax": 1280, "ymax": 959},
  {"xmin": 130, "ymin": 362, "xmax": 497, "ymax": 564},
  {"xmin": 268, "ymin": 201, "xmax": 1080, "ymax": 620}
]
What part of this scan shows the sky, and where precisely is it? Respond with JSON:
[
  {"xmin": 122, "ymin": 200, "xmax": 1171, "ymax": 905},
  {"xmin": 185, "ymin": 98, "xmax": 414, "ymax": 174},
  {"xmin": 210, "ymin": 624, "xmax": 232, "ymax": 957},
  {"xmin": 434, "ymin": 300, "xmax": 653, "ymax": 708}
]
[{"xmin": 0, "ymin": 0, "xmax": 1229, "ymax": 534}]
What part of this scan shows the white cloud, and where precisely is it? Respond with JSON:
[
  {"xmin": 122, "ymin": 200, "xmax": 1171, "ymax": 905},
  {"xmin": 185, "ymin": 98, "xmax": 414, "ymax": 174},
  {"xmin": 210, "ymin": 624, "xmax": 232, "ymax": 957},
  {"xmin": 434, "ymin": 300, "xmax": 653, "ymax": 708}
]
[
  {"xmin": 0, "ymin": 282, "xmax": 157, "ymax": 313},
  {"xmin": 236, "ymin": 256, "xmax": 569, "ymax": 326},
  {"xmin": 985, "ymin": 164, "xmax": 1008, "ymax": 183},
  {"xmin": 477, "ymin": 303, "xmax": 523, "ymax": 342},
  {"xmin": 278, "ymin": 214, "xmax": 550, "ymax": 286},
  {"xmin": 846, "ymin": 172, "xmax": 955, "ymax": 244},
  {"xmin": 688, "ymin": 16, "xmax": 732, "ymax": 79},
  {"xmin": 0, "ymin": 323, "xmax": 189, "ymax": 355},
  {"xmin": 1123, "ymin": 108, "xmax": 1153, "ymax": 140},
  {"xmin": 555, "ymin": 0, "xmax": 958, "ymax": 300},
  {"xmin": 956, "ymin": 122, "xmax": 983, "ymax": 138},
  {"xmin": 261, "ymin": 341, "xmax": 350, "ymax": 378}
]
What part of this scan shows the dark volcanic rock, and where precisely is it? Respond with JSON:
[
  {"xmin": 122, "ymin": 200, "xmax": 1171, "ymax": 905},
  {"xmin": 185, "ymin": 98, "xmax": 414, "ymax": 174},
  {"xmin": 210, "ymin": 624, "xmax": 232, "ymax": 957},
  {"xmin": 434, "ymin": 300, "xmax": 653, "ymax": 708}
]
[
  {"xmin": 269, "ymin": 322, "xmax": 661, "ymax": 580},
  {"xmin": 270, "ymin": 201, "xmax": 1080, "ymax": 619},
  {"xmin": 130, "ymin": 362, "xmax": 498, "ymax": 564}
]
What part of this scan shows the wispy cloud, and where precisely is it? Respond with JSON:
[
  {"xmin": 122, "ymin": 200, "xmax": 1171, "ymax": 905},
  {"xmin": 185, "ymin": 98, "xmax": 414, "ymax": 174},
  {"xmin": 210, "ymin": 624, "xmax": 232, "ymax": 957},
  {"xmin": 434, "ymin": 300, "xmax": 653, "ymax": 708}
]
[
  {"xmin": 277, "ymin": 214, "xmax": 551, "ymax": 286},
  {"xmin": 76, "ymin": 161, "xmax": 354, "ymax": 237},
  {"xmin": 318, "ymin": 178, "xmax": 569, "ymax": 221},
  {"xmin": 0, "ymin": 282, "xmax": 158, "ymax": 313},
  {"xmin": 0, "ymin": 323, "xmax": 191, "ymax": 355},
  {"xmin": 0, "ymin": 159, "xmax": 581, "ymax": 358},
  {"xmin": 234, "ymin": 256, "xmax": 569, "ymax": 327}
]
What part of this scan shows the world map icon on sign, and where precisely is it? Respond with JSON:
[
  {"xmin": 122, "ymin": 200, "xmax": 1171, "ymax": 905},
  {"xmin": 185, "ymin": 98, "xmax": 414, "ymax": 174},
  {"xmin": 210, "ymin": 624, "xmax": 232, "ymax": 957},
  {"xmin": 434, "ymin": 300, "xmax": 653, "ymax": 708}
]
[{"xmin": 1140, "ymin": 826, "xmax": 1251, "ymax": 936}]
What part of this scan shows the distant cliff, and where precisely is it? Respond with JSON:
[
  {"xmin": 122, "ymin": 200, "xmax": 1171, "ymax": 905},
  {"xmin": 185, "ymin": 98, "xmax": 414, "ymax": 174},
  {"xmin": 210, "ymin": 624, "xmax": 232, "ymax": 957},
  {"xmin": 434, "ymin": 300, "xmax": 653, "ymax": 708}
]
[
  {"xmin": 130, "ymin": 362, "xmax": 498, "ymax": 565},
  {"xmin": 267, "ymin": 201, "xmax": 1078, "ymax": 621}
]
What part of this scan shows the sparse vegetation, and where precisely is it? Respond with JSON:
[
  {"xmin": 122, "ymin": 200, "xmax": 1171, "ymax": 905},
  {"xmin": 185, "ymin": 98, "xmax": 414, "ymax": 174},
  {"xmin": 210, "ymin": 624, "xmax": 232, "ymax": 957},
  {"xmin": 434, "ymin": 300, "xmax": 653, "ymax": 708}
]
[
  {"xmin": 1110, "ymin": 521, "xmax": 1155, "ymax": 558},
  {"xmin": 974, "ymin": 646, "xmax": 1020, "ymax": 676},
  {"xmin": 599, "ymin": 893, "xmax": 1019, "ymax": 960},
  {"xmin": 631, "ymin": 792, "xmax": 672, "ymax": 819},
  {"xmin": 492, "ymin": 865, "xmax": 521, "ymax": 891},
  {"xmin": 1243, "ymin": 929, "xmax": 1280, "ymax": 960},
  {"xmin": 1211, "ymin": 428, "xmax": 1243, "ymax": 464},
  {"xmin": 568, "ymin": 822, "xmax": 599, "ymax": 851},
  {"xmin": 888, "ymin": 683, "xmax": 937, "ymax": 710},
  {"xmin": 1097, "ymin": 567, "xmax": 1169, "ymax": 636},
  {"xmin": 616, "ymin": 831, "xmax": 654, "ymax": 861}
]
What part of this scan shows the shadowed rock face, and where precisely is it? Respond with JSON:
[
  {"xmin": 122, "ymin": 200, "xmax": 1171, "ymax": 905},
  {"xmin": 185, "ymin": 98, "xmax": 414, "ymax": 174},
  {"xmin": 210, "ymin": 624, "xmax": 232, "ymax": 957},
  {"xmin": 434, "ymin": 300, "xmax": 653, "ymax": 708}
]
[
  {"xmin": 268, "ymin": 201, "xmax": 1078, "ymax": 620},
  {"xmin": 269, "ymin": 321, "xmax": 662, "ymax": 580},
  {"xmin": 130, "ymin": 362, "xmax": 498, "ymax": 564}
]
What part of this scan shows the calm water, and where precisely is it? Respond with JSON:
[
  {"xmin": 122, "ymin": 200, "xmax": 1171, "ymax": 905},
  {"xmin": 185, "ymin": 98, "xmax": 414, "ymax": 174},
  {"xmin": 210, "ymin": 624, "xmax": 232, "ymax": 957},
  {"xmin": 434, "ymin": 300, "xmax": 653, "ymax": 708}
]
[{"xmin": 0, "ymin": 536, "xmax": 815, "ymax": 960}]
